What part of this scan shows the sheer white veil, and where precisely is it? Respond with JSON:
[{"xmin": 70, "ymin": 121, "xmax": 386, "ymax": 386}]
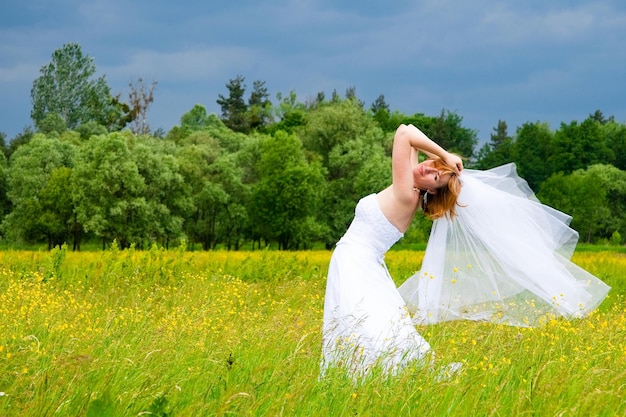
[{"xmin": 399, "ymin": 163, "xmax": 610, "ymax": 327}]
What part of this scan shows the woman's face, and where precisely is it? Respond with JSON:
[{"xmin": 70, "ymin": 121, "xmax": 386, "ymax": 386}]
[{"xmin": 413, "ymin": 160, "xmax": 452, "ymax": 194}]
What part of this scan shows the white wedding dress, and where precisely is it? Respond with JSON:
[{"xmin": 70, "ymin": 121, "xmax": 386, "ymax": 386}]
[
  {"xmin": 321, "ymin": 194, "xmax": 431, "ymax": 378},
  {"xmin": 399, "ymin": 163, "xmax": 611, "ymax": 327}
]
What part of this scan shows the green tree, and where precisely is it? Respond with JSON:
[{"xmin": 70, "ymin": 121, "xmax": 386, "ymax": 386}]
[
  {"xmin": 0, "ymin": 132, "xmax": 6, "ymax": 157},
  {"xmin": 177, "ymin": 144, "xmax": 247, "ymax": 250},
  {"xmin": 176, "ymin": 141, "xmax": 223, "ymax": 250},
  {"xmin": 550, "ymin": 117, "xmax": 614, "ymax": 175},
  {"xmin": 584, "ymin": 164, "xmax": 626, "ymax": 240},
  {"xmin": 603, "ymin": 121, "xmax": 626, "ymax": 170},
  {"xmin": 300, "ymin": 98, "xmax": 377, "ymax": 169},
  {"xmin": 512, "ymin": 122, "xmax": 554, "ymax": 191},
  {"xmin": 72, "ymin": 132, "xmax": 147, "ymax": 248},
  {"xmin": 2, "ymin": 134, "xmax": 76, "ymax": 248},
  {"xmin": 31, "ymin": 43, "xmax": 126, "ymax": 131},
  {"xmin": 344, "ymin": 86, "xmax": 364, "ymax": 107},
  {"xmin": 299, "ymin": 99, "xmax": 388, "ymax": 246},
  {"xmin": 538, "ymin": 164, "xmax": 625, "ymax": 243},
  {"xmin": 475, "ymin": 120, "xmax": 514, "ymax": 169},
  {"xmin": 75, "ymin": 121, "xmax": 108, "ymax": 141},
  {"xmin": 217, "ymin": 75, "xmax": 249, "ymax": 133},
  {"xmin": 323, "ymin": 132, "xmax": 390, "ymax": 246},
  {"xmin": 268, "ymin": 91, "xmax": 307, "ymax": 135},
  {"xmin": 206, "ymin": 154, "xmax": 249, "ymax": 249},
  {"xmin": 250, "ymin": 131, "xmax": 325, "ymax": 249},
  {"xmin": 39, "ymin": 166, "xmax": 79, "ymax": 249},
  {"xmin": 131, "ymin": 138, "xmax": 192, "ymax": 248},
  {"xmin": 248, "ymin": 80, "xmax": 273, "ymax": 131},
  {"xmin": 37, "ymin": 113, "xmax": 67, "ymax": 136},
  {"xmin": 0, "ymin": 151, "xmax": 11, "ymax": 225},
  {"xmin": 5, "ymin": 128, "xmax": 35, "ymax": 160},
  {"xmin": 370, "ymin": 94, "xmax": 392, "ymax": 131},
  {"xmin": 180, "ymin": 104, "xmax": 210, "ymax": 133},
  {"xmin": 426, "ymin": 110, "xmax": 477, "ymax": 159},
  {"xmin": 203, "ymin": 114, "xmax": 247, "ymax": 153}
]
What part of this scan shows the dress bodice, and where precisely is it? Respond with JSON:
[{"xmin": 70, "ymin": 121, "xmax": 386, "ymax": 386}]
[{"xmin": 337, "ymin": 194, "xmax": 403, "ymax": 256}]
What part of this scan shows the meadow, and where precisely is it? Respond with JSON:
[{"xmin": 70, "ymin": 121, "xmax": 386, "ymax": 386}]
[{"xmin": 0, "ymin": 245, "xmax": 625, "ymax": 416}]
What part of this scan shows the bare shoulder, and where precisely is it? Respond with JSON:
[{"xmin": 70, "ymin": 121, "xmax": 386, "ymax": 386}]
[{"xmin": 376, "ymin": 186, "xmax": 419, "ymax": 233}]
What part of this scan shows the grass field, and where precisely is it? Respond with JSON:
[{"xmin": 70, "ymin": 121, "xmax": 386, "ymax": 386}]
[{"xmin": 0, "ymin": 245, "xmax": 625, "ymax": 416}]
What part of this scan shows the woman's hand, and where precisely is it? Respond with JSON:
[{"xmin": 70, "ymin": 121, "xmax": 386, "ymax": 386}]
[{"xmin": 443, "ymin": 152, "xmax": 464, "ymax": 175}]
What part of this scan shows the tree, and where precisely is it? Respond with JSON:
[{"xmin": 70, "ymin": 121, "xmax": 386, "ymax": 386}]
[
  {"xmin": 248, "ymin": 80, "xmax": 272, "ymax": 131},
  {"xmin": 205, "ymin": 155, "xmax": 248, "ymax": 249},
  {"xmin": 475, "ymin": 120, "xmax": 514, "ymax": 169},
  {"xmin": 0, "ymin": 151, "xmax": 11, "ymax": 225},
  {"xmin": 0, "ymin": 132, "xmax": 6, "ymax": 157},
  {"xmin": 5, "ymin": 128, "xmax": 35, "ymax": 160},
  {"xmin": 300, "ymin": 98, "xmax": 377, "ymax": 170},
  {"xmin": 37, "ymin": 113, "xmax": 67, "ymax": 136},
  {"xmin": 128, "ymin": 77, "xmax": 157, "ymax": 135},
  {"xmin": 180, "ymin": 104, "xmax": 210, "ymax": 132},
  {"xmin": 2, "ymin": 134, "xmax": 76, "ymax": 248},
  {"xmin": 72, "ymin": 132, "xmax": 147, "ymax": 248},
  {"xmin": 268, "ymin": 91, "xmax": 307, "ymax": 135},
  {"xmin": 538, "ymin": 164, "xmax": 626, "ymax": 243},
  {"xmin": 549, "ymin": 117, "xmax": 614, "ymax": 175},
  {"xmin": 299, "ymin": 98, "xmax": 391, "ymax": 246},
  {"xmin": 217, "ymin": 75, "xmax": 248, "ymax": 133},
  {"xmin": 426, "ymin": 110, "xmax": 477, "ymax": 159},
  {"xmin": 371, "ymin": 94, "xmax": 392, "ymax": 131},
  {"xmin": 604, "ymin": 121, "xmax": 626, "ymax": 170},
  {"xmin": 370, "ymin": 94, "xmax": 389, "ymax": 114},
  {"xmin": 176, "ymin": 141, "xmax": 222, "ymax": 250},
  {"xmin": 31, "ymin": 43, "xmax": 125, "ymax": 131},
  {"xmin": 249, "ymin": 131, "xmax": 324, "ymax": 249},
  {"xmin": 513, "ymin": 122, "xmax": 554, "ymax": 191},
  {"xmin": 75, "ymin": 121, "xmax": 108, "ymax": 141},
  {"xmin": 584, "ymin": 164, "xmax": 626, "ymax": 241},
  {"xmin": 345, "ymin": 86, "xmax": 364, "ymax": 107},
  {"xmin": 131, "ymin": 138, "xmax": 192, "ymax": 248},
  {"xmin": 589, "ymin": 109, "xmax": 614, "ymax": 124}
]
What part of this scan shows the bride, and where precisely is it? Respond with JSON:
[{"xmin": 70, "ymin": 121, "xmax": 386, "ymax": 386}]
[
  {"xmin": 320, "ymin": 124, "xmax": 463, "ymax": 378},
  {"xmin": 320, "ymin": 124, "xmax": 610, "ymax": 379}
]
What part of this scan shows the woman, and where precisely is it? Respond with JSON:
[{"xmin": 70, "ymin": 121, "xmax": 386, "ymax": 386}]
[{"xmin": 320, "ymin": 124, "xmax": 463, "ymax": 378}]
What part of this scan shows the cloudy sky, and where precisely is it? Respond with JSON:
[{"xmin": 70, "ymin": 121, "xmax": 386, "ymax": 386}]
[{"xmin": 1, "ymin": 0, "xmax": 625, "ymax": 147}]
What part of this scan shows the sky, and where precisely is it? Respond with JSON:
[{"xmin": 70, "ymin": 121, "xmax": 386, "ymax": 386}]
[{"xmin": 1, "ymin": 0, "xmax": 625, "ymax": 148}]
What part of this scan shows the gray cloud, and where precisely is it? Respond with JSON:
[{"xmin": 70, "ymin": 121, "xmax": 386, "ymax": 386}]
[{"xmin": 1, "ymin": 0, "xmax": 624, "ymax": 144}]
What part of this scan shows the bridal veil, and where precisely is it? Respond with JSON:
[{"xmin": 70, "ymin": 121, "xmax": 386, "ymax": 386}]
[{"xmin": 399, "ymin": 163, "xmax": 610, "ymax": 327}]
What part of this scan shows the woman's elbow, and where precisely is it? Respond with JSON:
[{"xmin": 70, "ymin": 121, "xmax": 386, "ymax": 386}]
[{"xmin": 396, "ymin": 124, "xmax": 409, "ymax": 136}]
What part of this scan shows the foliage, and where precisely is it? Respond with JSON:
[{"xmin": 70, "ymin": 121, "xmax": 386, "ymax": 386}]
[
  {"xmin": 539, "ymin": 164, "xmax": 626, "ymax": 243},
  {"xmin": 4, "ymin": 44, "xmax": 626, "ymax": 248},
  {"xmin": 72, "ymin": 132, "xmax": 147, "ymax": 248},
  {"xmin": 250, "ymin": 131, "xmax": 325, "ymax": 249},
  {"xmin": 216, "ymin": 75, "xmax": 272, "ymax": 134},
  {"xmin": 512, "ymin": 121, "xmax": 554, "ymax": 191},
  {"xmin": 0, "ymin": 152, "xmax": 10, "ymax": 222},
  {"xmin": 30, "ymin": 43, "xmax": 126, "ymax": 131},
  {"xmin": 1, "ymin": 135, "xmax": 75, "ymax": 248},
  {"xmin": 474, "ymin": 119, "xmax": 514, "ymax": 169},
  {"xmin": 550, "ymin": 118, "xmax": 614, "ymax": 175}
]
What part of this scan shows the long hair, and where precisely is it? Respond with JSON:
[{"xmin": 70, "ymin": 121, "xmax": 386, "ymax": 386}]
[{"xmin": 421, "ymin": 158, "xmax": 462, "ymax": 220}]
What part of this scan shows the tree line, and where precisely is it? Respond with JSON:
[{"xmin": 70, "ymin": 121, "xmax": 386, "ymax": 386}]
[{"xmin": 0, "ymin": 43, "xmax": 624, "ymax": 250}]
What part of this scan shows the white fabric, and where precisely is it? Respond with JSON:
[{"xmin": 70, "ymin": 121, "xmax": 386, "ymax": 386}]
[
  {"xmin": 399, "ymin": 163, "xmax": 611, "ymax": 327},
  {"xmin": 321, "ymin": 194, "xmax": 431, "ymax": 378}
]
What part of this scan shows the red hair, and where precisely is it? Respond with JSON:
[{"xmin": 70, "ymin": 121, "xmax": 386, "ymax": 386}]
[{"xmin": 422, "ymin": 158, "xmax": 462, "ymax": 220}]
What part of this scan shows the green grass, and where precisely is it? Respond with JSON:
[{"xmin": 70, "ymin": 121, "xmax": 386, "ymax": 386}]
[{"xmin": 0, "ymin": 246, "xmax": 625, "ymax": 416}]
